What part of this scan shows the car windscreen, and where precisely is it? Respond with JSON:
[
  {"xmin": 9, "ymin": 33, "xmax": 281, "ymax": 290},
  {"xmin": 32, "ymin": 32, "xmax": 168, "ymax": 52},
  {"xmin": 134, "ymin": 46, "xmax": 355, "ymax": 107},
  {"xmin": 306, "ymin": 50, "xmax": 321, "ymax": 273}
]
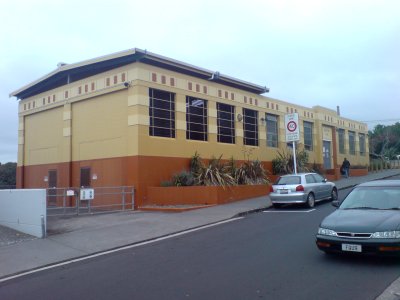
[
  {"xmin": 340, "ymin": 186, "xmax": 400, "ymax": 210},
  {"xmin": 276, "ymin": 176, "xmax": 301, "ymax": 185}
]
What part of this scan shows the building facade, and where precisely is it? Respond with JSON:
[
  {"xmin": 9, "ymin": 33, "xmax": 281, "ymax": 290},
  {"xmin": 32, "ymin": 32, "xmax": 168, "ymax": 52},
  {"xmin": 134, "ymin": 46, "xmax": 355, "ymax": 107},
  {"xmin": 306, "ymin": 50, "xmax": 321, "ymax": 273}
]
[{"xmin": 11, "ymin": 48, "xmax": 369, "ymax": 207}]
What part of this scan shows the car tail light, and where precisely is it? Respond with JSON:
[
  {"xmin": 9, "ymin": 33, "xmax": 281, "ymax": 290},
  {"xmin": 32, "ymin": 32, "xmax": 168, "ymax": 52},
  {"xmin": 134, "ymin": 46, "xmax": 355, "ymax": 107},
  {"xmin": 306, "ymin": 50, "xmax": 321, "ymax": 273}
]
[
  {"xmin": 269, "ymin": 185, "xmax": 274, "ymax": 193},
  {"xmin": 296, "ymin": 185, "xmax": 304, "ymax": 192}
]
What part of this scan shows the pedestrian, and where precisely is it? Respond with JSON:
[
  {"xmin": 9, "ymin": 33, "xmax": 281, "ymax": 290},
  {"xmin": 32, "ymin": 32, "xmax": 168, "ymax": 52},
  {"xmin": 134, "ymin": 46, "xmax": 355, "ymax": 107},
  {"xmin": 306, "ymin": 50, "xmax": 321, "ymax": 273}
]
[{"xmin": 341, "ymin": 158, "xmax": 351, "ymax": 178}]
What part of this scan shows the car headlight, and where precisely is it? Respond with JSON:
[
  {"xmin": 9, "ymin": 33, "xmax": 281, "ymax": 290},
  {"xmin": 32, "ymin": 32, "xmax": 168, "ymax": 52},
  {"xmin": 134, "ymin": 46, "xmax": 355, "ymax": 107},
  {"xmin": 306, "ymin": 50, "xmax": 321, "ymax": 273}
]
[
  {"xmin": 371, "ymin": 231, "xmax": 400, "ymax": 239},
  {"xmin": 318, "ymin": 228, "xmax": 338, "ymax": 236}
]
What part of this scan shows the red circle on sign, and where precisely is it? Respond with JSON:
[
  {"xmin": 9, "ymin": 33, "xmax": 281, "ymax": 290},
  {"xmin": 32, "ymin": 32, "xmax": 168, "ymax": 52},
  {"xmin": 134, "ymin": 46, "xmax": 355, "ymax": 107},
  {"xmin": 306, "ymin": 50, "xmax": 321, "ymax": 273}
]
[{"xmin": 287, "ymin": 121, "xmax": 297, "ymax": 132}]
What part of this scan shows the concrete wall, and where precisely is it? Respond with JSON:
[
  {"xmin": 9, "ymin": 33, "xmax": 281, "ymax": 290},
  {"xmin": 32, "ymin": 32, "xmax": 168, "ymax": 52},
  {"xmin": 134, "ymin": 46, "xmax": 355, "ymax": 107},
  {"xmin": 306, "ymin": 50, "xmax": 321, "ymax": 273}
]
[{"xmin": 0, "ymin": 189, "xmax": 46, "ymax": 238}]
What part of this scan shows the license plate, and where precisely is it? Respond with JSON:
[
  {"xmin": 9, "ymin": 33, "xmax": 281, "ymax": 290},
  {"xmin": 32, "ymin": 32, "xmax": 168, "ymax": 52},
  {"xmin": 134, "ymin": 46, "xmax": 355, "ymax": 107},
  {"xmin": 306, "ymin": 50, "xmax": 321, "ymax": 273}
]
[
  {"xmin": 342, "ymin": 244, "xmax": 362, "ymax": 252},
  {"xmin": 279, "ymin": 189, "xmax": 289, "ymax": 194}
]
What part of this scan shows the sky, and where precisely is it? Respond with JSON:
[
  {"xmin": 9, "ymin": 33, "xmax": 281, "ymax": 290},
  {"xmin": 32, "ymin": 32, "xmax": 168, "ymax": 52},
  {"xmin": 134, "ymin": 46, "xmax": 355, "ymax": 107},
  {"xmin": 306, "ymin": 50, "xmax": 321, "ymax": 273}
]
[{"xmin": 1, "ymin": 0, "xmax": 399, "ymax": 163}]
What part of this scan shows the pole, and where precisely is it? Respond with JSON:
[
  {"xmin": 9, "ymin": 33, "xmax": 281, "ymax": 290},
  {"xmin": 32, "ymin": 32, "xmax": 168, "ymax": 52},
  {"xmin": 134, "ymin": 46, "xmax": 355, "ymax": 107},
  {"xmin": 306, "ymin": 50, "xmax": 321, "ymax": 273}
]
[{"xmin": 293, "ymin": 141, "xmax": 297, "ymax": 174}]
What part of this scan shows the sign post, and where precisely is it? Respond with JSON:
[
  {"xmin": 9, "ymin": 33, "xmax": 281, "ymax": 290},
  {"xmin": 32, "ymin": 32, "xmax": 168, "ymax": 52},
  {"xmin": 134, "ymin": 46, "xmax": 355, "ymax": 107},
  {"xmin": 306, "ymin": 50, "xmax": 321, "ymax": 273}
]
[{"xmin": 285, "ymin": 113, "xmax": 300, "ymax": 174}]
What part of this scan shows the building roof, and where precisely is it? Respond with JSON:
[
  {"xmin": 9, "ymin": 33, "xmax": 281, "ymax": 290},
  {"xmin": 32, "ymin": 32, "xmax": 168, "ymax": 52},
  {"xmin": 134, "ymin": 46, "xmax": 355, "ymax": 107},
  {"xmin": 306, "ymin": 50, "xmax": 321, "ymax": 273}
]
[{"xmin": 10, "ymin": 48, "xmax": 269, "ymax": 100}]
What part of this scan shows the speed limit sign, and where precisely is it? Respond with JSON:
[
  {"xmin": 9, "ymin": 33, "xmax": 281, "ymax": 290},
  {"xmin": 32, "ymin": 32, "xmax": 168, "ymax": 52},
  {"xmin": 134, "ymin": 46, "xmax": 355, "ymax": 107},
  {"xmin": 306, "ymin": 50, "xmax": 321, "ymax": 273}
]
[{"xmin": 285, "ymin": 113, "xmax": 300, "ymax": 142}]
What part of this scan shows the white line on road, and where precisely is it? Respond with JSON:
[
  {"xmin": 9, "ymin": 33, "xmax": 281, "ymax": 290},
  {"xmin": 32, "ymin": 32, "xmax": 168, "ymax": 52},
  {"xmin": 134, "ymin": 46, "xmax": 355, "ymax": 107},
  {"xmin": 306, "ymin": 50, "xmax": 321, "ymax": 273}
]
[
  {"xmin": 263, "ymin": 209, "xmax": 316, "ymax": 213},
  {"xmin": 0, "ymin": 217, "xmax": 243, "ymax": 284}
]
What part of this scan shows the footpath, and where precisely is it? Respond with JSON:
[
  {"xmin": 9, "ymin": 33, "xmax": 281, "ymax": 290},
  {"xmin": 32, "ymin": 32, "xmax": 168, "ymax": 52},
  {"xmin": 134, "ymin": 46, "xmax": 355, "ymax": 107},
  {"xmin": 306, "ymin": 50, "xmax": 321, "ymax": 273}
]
[{"xmin": 1, "ymin": 169, "xmax": 400, "ymax": 295}]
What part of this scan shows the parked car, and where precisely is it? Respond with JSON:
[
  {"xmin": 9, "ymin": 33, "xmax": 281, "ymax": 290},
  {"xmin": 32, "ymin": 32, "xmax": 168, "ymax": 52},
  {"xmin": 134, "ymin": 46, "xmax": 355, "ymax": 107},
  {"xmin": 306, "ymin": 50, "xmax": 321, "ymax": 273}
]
[
  {"xmin": 269, "ymin": 173, "xmax": 337, "ymax": 208},
  {"xmin": 316, "ymin": 180, "xmax": 400, "ymax": 256}
]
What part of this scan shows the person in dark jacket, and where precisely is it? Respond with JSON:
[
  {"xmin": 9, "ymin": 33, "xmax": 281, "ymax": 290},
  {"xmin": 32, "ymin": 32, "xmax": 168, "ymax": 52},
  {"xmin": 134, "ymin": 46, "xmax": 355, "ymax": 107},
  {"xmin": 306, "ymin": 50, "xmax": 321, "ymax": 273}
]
[{"xmin": 341, "ymin": 158, "xmax": 351, "ymax": 178}]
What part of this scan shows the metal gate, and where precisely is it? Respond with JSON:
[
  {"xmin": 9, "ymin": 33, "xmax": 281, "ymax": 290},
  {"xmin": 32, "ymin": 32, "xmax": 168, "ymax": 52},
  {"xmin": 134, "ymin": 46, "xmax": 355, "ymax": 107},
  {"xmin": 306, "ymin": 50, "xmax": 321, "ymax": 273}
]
[{"xmin": 46, "ymin": 186, "xmax": 135, "ymax": 217}]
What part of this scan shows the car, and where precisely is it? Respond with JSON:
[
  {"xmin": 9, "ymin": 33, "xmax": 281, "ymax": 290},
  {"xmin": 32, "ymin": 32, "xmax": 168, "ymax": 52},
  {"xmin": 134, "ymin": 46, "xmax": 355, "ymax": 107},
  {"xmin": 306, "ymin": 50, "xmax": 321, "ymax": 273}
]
[
  {"xmin": 316, "ymin": 180, "xmax": 400, "ymax": 256},
  {"xmin": 269, "ymin": 172, "xmax": 337, "ymax": 208}
]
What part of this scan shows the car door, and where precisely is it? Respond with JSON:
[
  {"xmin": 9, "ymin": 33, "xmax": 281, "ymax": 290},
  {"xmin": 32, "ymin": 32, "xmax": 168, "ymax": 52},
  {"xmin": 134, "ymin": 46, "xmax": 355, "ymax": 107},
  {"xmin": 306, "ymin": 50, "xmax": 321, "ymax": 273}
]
[
  {"xmin": 305, "ymin": 174, "xmax": 319, "ymax": 198},
  {"xmin": 313, "ymin": 173, "xmax": 330, "ymax": 199}
]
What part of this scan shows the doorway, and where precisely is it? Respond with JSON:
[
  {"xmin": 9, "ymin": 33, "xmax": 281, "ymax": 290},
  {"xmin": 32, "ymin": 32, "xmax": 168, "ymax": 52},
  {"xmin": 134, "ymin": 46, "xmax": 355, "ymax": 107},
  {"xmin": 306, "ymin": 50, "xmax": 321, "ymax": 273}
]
[{"xmin": 323, "ymin": 141, "xmax": 332, "ymax": 169}]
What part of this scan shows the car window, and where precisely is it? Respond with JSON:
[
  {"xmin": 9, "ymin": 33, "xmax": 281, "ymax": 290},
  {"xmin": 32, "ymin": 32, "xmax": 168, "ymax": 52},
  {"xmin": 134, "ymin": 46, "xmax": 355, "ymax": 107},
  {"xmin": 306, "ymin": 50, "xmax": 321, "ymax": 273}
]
[
  {"xmin": 312, "ymin": 174, "xmax": 324, "ymax": 182},
  {"xmin": 305, "ymin": 175, "xmax": 316, "ymax": 184},
  {"xmin": 340, "ymin": 187, "xmax": 400, "ymax": 209},
  {"xmin": 276, "ymin": 176, "xmax": 301, "ymax": 185}
]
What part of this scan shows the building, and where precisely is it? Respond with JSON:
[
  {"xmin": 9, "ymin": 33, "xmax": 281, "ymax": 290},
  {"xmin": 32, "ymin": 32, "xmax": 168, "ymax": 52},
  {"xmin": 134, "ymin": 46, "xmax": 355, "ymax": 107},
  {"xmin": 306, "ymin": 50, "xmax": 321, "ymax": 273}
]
[{"xmin": 10, "ymin": 48, "xmax": 369, "ymax": 207}]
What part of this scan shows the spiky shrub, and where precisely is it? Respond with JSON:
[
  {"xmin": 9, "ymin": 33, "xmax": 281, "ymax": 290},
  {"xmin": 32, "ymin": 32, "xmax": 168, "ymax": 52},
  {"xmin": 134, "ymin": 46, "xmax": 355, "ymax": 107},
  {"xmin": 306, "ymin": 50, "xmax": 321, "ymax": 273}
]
[
  {"xmin": 190, "ymin": 151, "xmax": 204, "ymax": 185},
  {"xmin": 236, "ymin": 160, "xmax": 270, "ymax": 185},
  {"xmin": 272, "ymin": 149, "xmax": 310, "ymax": 174},
  {"xmin": 196, "ymin": 155, "xmax": 236, "ymax": 186},
  {"xmin": 172, "ymin": 171, "xmax": 195, "ymax": 186}
]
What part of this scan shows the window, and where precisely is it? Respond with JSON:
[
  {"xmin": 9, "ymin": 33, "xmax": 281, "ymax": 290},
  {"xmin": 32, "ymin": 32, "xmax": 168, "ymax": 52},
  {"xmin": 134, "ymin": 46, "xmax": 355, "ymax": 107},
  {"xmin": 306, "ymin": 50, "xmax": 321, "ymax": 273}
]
[
  {"xmin": 266, "ymin": 114, "xmax": 278, "ymax": 147},
  {"xmin": 348, "ymin": 131, "xmax": 355, "ymax": 155},
  {"xmin": 186, "ymin": 96, "xmax": 208, "ymax": 141},
  {"xmin": 149, "ymin": 88, "xmax": 175, "ymax": 138},
  {"xmin": 359, "ymin": 133, "xmax": 366, "ymax": 156},
  {"xmin": 304, "ymin": 121, "xmax": 313, "ymax": 151},
  {"xmin": 217, "ymin": 103, "xmax": 235, "ymax": 144},
  {"xmin": 338, "ymin": 129, "xmax": 345, "ymax": 154},
  {"xmin": 243, "ymin": 108, "xmax": 258, "ymax": 146}
]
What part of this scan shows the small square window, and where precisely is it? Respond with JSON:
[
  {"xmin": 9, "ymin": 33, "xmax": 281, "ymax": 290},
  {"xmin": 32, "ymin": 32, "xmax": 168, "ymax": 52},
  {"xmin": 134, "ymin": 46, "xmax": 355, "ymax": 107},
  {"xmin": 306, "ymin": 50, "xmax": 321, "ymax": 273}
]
[
  {"xmin": 114, "ymin": 75, "xmax": 118, "ymax": 84},
  {"xmin": 188, "ymin": 82, "xmax": 193, "ymax": 90},
  {"xmin": 203, "ymin": 86, "xmax": 207, "ymax": 94},
  {"xmin": 161, "ymin": 75, "xmax": 166, "ymax": 84},
  {"xmin": 196, "ymin": 84, "xmax": 200, "ymax": 92},
  {"xmin": 121, "ymin": 73, "xmax": 126, "ymax": 82},
  {"xmin": 170, "ymin": 78, "xmax": 175, "ymax": 86},
  {"xmin": 152, "ymin": 73, "xmax": 157, "ymax": 82},
  {"xmin": 106, "ymin": 78, "xmax": 110, "ymax": 86}
]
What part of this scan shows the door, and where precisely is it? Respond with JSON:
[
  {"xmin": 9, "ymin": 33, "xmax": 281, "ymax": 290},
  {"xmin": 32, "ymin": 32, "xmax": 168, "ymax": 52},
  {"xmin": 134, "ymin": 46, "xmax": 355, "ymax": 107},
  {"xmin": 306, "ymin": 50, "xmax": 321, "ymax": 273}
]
[
  {"xmin": 80, "ymin": 167, "xmax": 91, "ymax": 188},
  {"xmin": 323, "ymin": 141, "xmax": 331, "ymax": 170},
  {"xmin": 47, "ymin": 169, "xmax": 57, "ymax": 206}
]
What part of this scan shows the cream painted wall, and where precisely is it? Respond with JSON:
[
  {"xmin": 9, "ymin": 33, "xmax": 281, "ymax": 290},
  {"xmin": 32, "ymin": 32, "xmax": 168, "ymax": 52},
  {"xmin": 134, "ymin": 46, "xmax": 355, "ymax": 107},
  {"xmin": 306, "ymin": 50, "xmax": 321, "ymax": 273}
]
[
  {"xmin": 72, "ymin": 90, "xmax": 130, "ymax": 161},
  {"xmin": 24, "ymin": 107, "xmax": 64, "ymax": 165},
  {"xmin": 18, "ymin": 60, "xmax": 370, "ymax": 168}
]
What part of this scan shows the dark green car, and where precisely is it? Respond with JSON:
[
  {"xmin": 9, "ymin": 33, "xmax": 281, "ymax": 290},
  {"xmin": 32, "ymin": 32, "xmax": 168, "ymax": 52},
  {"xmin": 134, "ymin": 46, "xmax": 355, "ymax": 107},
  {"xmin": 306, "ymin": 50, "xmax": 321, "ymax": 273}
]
[{"xmin": 316, "ymin": 180, "xmax": 400, "ymax": 256}]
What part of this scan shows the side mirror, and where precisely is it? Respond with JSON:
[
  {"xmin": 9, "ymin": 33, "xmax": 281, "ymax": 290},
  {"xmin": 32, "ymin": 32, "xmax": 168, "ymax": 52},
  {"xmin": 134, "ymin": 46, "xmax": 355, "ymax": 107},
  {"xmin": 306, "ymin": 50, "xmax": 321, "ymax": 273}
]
[
  {"xmin": 332, "ymin": 200, "xmax": 340, "ymax": 207},
  {"xmin": 323, "ymin": 178, "xmax": 328, "ymax": 183}
]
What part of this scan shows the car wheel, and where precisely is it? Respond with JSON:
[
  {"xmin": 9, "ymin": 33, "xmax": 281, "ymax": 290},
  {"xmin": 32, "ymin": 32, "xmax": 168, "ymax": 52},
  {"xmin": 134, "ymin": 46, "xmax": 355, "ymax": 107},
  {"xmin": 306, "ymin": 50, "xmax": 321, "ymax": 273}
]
[
  {"xmin": 306, "ymin": 193, "xmax": 315, "ymax": 208},
  {"xmin": 331, "ymin": 188, "xmax": 338, "ymax": 201}
]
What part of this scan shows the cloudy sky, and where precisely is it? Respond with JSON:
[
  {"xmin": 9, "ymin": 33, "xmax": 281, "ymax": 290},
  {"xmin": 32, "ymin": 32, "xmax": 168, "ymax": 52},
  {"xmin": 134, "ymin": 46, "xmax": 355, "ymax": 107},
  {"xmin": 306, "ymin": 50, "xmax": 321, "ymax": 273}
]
[{"xmin": 1, "ymin": 0, "xmax": 399, "ymax": 163}]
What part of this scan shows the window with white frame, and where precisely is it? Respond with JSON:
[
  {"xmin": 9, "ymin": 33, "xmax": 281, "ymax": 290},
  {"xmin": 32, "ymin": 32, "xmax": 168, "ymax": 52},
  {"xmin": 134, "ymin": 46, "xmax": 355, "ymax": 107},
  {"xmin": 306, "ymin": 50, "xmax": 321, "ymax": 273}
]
[
  {"xmin": 303, "ymin": 121, "xmax": 313, "ymax": 151},
  {"xmin": 243, "ymin": 108, "xmax": 258, "ymax": 146},
  {"xmin": 186, "ymin": 96, "xmax": 208, "ymax": 141},
  {"xmin": 217, "ymin": 103, "xmax": 235, "ymax": 144},
  {"xmin": 359, "ymin": 133, "xmax": 366, "ymax": 156},
  {"xmin": 149, "ymin": 88, "xmax": 175, "ymax": 138},
  {"xmin": 266, "ymin": 113, "xmax": 278, "ymax": 147},
  {"xmin": 348, "ymin": 131, "xmax": 356, "ymax": 155}
]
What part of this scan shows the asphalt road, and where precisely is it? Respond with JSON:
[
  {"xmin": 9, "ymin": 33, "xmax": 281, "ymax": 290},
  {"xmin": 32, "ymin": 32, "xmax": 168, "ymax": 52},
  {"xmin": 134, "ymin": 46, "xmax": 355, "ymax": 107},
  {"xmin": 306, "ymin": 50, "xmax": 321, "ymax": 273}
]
[{"xmin": 1, "ymin": 187, "xmax": 400, "ymax": 300}]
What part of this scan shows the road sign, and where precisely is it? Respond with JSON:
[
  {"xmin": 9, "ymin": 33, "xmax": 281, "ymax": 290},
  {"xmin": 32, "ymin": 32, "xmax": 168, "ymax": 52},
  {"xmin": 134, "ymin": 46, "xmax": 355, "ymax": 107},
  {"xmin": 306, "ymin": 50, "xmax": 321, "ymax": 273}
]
[{"xmin": 285, "ymin": 113, "xmax": 300, "ymax": 142}]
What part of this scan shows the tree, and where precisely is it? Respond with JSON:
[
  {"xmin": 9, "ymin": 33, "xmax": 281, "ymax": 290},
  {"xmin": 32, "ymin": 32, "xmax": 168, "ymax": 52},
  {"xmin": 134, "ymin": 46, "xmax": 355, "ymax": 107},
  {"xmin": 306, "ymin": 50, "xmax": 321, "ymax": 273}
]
[
  {"xmin": 0, "ymin": 162, "xmax": 17, "ymax": 188},
  {"xmin": 369, "ymin": 122, "xmax": 400, "ymax": 160}
]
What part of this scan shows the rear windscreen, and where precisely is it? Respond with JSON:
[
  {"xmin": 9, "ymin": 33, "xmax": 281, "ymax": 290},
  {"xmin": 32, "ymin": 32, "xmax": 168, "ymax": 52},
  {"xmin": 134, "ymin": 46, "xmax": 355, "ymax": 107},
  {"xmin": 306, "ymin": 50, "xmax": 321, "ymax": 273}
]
[{"xmin": 276, "ymin": 176, "xmax": 301, "ymax": 185}]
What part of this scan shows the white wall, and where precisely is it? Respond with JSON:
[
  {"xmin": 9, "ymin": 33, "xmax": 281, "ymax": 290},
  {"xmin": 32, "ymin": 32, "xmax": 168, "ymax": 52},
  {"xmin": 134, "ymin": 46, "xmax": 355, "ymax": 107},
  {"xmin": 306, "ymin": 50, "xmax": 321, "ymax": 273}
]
[{"xmin": 0, "ymin": 189, "xmax": 47, "ymax": 238}]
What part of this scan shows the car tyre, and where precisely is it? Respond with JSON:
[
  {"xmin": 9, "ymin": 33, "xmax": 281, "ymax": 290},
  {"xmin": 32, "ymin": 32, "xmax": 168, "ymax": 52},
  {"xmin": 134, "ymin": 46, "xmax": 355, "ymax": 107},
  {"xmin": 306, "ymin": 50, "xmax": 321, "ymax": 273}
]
[
  {"xmin": 306, "ymin": 193, "xmax": 315, "ymax": 208},
  {"xmin": 331, "ymin": 188, "xmax": 338, "ymax": 201}
]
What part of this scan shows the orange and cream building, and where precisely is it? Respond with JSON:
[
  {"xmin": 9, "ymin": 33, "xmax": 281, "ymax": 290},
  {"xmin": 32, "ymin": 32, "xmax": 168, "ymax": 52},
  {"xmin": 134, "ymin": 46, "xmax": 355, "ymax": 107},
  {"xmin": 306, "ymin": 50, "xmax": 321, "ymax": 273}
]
[{"xmin": 10, "ymin": 48, "xmax": 369, "ymax": 207}]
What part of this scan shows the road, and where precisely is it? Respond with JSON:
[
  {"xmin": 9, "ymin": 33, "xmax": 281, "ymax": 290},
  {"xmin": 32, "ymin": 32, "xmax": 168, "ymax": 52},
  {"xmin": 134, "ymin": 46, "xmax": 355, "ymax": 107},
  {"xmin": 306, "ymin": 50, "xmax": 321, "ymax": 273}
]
[{"xmin": 1, "ymin": 185, "xmax": 400, "ymax": 299}]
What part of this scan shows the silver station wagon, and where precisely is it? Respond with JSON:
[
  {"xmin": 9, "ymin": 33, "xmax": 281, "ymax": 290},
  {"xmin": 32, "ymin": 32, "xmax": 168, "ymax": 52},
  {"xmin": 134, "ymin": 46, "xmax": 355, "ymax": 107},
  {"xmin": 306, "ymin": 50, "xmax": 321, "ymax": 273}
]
[{"xmin": 269, "ymin": 173, "xmax": 338, "ymax": 208}]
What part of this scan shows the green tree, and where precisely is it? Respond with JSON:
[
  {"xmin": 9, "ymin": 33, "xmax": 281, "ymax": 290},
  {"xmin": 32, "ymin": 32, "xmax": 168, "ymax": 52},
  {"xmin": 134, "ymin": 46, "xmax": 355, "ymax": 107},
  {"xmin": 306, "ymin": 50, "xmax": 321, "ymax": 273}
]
[
  {"xmin": 369, "ymin": 122, "xmax": 400, "ymax": 160},
  {"xmin": 0, "ymin": 162, "xmax": 17, "ymax": 188}
]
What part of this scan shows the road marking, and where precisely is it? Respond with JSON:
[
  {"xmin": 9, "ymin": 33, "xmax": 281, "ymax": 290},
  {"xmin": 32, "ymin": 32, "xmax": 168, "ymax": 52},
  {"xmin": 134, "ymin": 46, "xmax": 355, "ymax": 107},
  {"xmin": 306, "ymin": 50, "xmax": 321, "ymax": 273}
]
[
  {"xmin": 263, "ymin": 209, "xmax": 316, "ymax": 213},
  {"xmin": 0, "ymin": 217, "xmax": 243, "ymax": 284}
]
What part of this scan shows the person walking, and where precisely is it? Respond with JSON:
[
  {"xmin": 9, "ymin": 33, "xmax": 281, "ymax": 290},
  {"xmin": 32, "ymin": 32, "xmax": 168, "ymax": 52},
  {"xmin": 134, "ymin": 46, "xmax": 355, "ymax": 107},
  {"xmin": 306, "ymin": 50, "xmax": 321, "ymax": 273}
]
[{"xmin": 342, "ymin": 158, "xmax": 351, "ymax": 178}]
